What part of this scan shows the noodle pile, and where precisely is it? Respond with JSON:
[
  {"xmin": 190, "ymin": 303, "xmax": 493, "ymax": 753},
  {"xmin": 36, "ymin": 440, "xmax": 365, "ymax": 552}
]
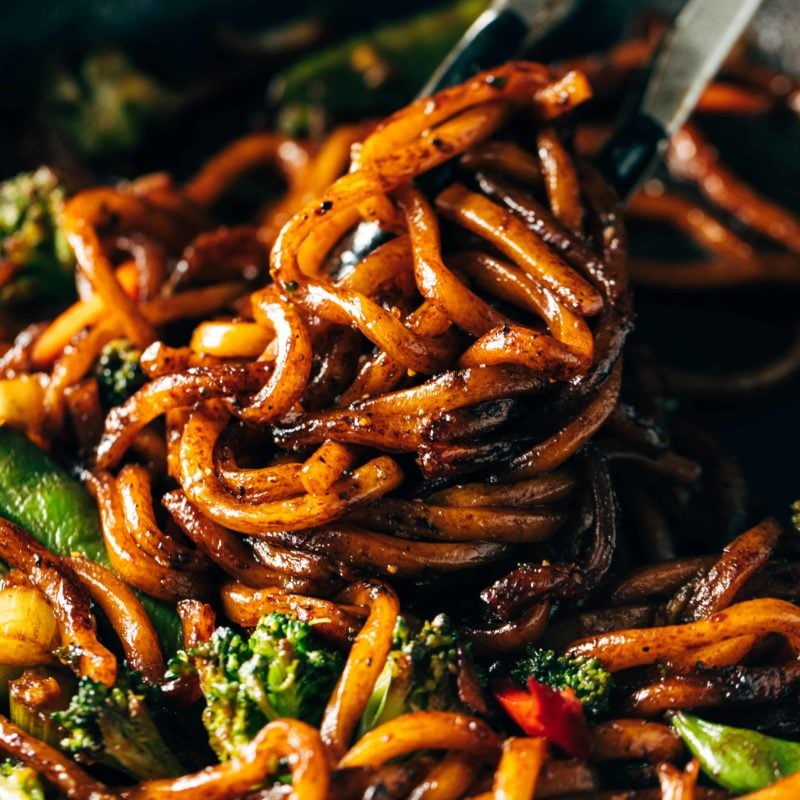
[
  {"xmin": 0, "ymin": 42, "xmax": 798, "ymax": 800},
  {"xmin": 33, "ymin": 60, "xmax": 628, "ymax": 626}
]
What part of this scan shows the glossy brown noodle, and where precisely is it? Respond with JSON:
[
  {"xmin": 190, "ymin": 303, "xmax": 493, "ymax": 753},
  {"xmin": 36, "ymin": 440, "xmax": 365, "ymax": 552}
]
[
  {"xmin": 4, "ymin": 41, "xmax": 798, "ymax": 799},
  {"xmin": 61, "ymin": 61, "xmax": 625, "ymax": 642}
]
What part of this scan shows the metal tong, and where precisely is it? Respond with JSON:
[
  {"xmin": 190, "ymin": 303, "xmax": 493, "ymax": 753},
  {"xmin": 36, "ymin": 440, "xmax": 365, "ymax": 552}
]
[{"xmin": 345, "ymin": 0, "xmax": 764, "ymax": 263}]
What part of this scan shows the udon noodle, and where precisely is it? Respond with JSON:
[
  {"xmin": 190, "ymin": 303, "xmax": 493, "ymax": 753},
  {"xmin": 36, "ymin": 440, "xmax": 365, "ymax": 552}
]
[{"xmin": 0, "ymin": 39, "xmax": 798, "ymax": 799}]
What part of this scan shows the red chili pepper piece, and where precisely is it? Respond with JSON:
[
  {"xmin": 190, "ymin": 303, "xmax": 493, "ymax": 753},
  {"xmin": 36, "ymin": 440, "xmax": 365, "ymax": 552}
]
[{"xmin": 494, "ymin": 677, "xmax": 590, "ymax": 758}]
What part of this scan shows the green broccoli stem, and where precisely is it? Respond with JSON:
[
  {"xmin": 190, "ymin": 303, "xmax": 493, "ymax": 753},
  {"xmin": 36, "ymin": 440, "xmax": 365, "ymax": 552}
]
[
  {"xmin": 672, "ymin": 712, "xmax": 800, "ymax": 793},
  {"xmin": 358, "ymin": 614, "xmax": 460, "ymax": 737},
  {"xmin": 358, "ymin": 652, "xmax": 413, "ymax": 737},
  {"xmin": 96, "ymin": 687, "xmax": 182, "ymax": 779},
  {"xmin": 8, "ymin": 668, "xmax": 74, "ymax": 749},
  {"xmin": 53, "ymin": 674, "xmax": 183, "ymax": 781}
]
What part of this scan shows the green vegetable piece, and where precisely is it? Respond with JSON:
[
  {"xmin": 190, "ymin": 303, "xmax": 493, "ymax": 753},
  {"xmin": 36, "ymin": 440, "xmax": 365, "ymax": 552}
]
[
  {"xmin": 48, "ymin": 49, "xmax": 176, "ymax": 156},
  {"xmin": 0, "ymin": 426, "xmax": 181, "ymax": 654},
  {"xmin": 52, "ymin": 670, "xmax": 182, "ymax": 780},
  {"xmin": 175, "ymin": 612, "xmax": 342, "ymax": 760},
  {"xmin": 510, "ymin": 648, "xmax": 613, "ymax": 718},
  {"xmin": 95, "ymin": 339, "xmax": 145, "ymax": 408},
  {"xmin": 359, "ymin": 613, "xmax": 460, "ymax": 736},
  {"xmin": 0, "ymin": 760, "xmax": 45, "ymax": 800},
  {"xmin": 791, "ymin": 499, "xmax": 800, "ymax": 534},
  {"xmin": 0, "ymin": 168, "xmax": 75, "ymax": 307},
  {"xmin": 271, "ymin": 0, "xmax": 488, "ymax": 130},
  {"xmin": 672, "ymin": 712, "xmax": 800, "ymax": 793}
]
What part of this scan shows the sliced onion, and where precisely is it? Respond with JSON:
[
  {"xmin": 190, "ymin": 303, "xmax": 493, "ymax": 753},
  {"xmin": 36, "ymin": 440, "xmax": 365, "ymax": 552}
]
[
  {"xmin": 0, "ymin": 375, "xmax": 46, "ymax": 434},
  {"xmin": 0, "ymin": 584, "xmax": 59, "ymax": 666}
]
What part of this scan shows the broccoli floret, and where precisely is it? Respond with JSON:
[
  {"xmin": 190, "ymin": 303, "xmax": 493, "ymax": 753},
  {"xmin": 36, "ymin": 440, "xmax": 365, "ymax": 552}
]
[
  {"xmin": 95, "ymin": 339, "xmax": 145, "ymax": 407},
  {"xmin": 511, "ymin": 648, "xmax": 612, "ymax": 718},
  {"xmin": 0, "ymin": 760, "xmax": 45, "ymax": 800},
  {"xmin": 359, "ymin": 613, "xmax": 460, "ymax": 735},
  {"xmin": 175, "ymin": 612, "xmax": 342, "ymax": 761},
  {"xmin": 48, "ymin": 49, "xmax": 176, "ymax": 156},
  {"xmin": 0, "ymin": 168, "xmax": 75, "ymax": 306},
  {"xmin": 791, "ymin": 500, "xmax": 800, "ymax": 534},
  {"xmin": 51, "ymin": 670, "xmax": 182, "ymax": 780}
]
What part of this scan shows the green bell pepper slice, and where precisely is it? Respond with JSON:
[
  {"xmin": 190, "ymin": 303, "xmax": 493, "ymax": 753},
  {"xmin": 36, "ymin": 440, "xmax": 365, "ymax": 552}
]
[{"xmin": 672, "ymin": 711, "xmax": 800, "ymax": 793}]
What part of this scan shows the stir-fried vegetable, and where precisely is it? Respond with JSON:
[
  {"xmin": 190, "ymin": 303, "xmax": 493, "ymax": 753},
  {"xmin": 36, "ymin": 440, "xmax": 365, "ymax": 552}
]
[
  {"xmin": 0, "ymin": 168, "xmax": 75, "ymax": 307},
  {"xmin": 47, "ymin": 49, "xmax": 177, "ymax": 156},
  {"xmin": 0, "ymin": 582, "xmax": 59, "ymax": 667},
  {"xmin": 95, "ymin": 339, "xmax": 146, "ymax": 408},
  {"xmin": 52, "ymin": 670, "xmax": 182, "ymax": 780},
  {"xmin": 511, "ymin": 648, "xmax": 613, "ymax": 718},
  {"xmin": 359, "ymin": 614, "xmax": 461, "ymax": 736},
  {"xmin": 171, "ymin": 612, "xmax": 342, "ymax": 760},
  {"xmin": 0, "ymin": 426, "xmax": 181, "ymax": 653},
  {"xmin": 0, "ymin": 760, "xmax": 45, "ymax": 800},
  {"xmin": 672, "ymin": 712, "xmax": 800, "ymax": 793},
  {"xmin": 494, "ymin": 677, "xmax": 590, "ymax": 759},
  {"xmin": 271, "ymin": 0, "xmax": 487, "ymax": 132},
  {"xmin": 492, "ymin": 646, "xmax": 612, "ymax": 758},
  {"xmin": 8, "ymin": 668, "xmax": 73, "ymax": 748}
]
